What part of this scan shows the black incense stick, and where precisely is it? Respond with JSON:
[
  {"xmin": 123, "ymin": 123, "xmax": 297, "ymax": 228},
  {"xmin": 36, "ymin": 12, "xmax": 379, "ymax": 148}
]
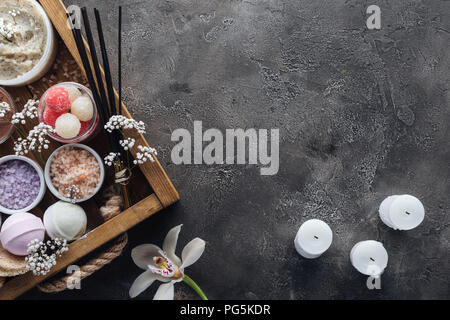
[
  {"xmin": 118, "ymin": 6, "xmax": 122, "ymax": 116},
  {"xmin": 81, "ymin": 7, "xmax": 110, "ymax": 120},
  {"xmin": 94, "ymin": 9, "xmax": 116, "ymax": 117}
]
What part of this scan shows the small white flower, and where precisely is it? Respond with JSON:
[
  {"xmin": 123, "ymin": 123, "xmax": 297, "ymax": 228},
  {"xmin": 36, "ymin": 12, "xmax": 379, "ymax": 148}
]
[
  {"xmin": 8, "ymin": 9, "xmax": 21, "ymax": 17},
  {"xmin": 26, "ymin": 238, "xmax": 68, "ymax": 276},
  {"xmin": 0, "ymin": 101, "xmax": 10, "ymax": 119},
  {"xmin": 0, "ymin": 17, "xmax": 15, "ymax": 40},
  {"xmin": 104, "ymin": 115, "xmax": 146, "ymax": 134},
  {"xmin": 11, "ymin": 99, "xmax": 39, "ymax": 125},
  {"xmin": 132, "ymin": 145, "xmax": 157, "ymax": 165},
  {"xmin": 104, "ymin": 152, "xmax": 121, "ymax": 167},
  {"xmin": 65, "ymin": 185, "xmax": 81, "ymax": 203},
  {"xmin": 14, "ymin": 122, "xmax": 55, "ymax": 156},
  {"xmin": 119, "ymin": 138, "xmax": 135, "ymax": 151}
]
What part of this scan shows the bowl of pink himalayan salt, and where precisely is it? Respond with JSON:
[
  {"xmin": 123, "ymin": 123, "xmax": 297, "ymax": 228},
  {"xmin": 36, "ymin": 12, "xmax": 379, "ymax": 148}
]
[
  {"xmin": 44, "ymin": 144, "xmax": 105, "ymax": 203},
  {"xmin": 0, "ymin": 155, "xmax": 46, "ymax": 215}
]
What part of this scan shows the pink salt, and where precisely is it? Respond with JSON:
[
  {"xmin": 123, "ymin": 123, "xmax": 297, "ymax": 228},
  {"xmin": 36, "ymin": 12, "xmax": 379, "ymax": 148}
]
[{"xmin": 49, "ymin": 147, "xmax": 100, "ymax": 199}]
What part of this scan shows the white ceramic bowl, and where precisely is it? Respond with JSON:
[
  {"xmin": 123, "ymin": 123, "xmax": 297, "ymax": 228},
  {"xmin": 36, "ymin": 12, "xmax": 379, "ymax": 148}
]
[
  {"xmin": 44, "ymin": 144, "xmax": 105, "ymax": 203},
  {"xmin": 0, "ymin": 0, "xmax": 57, "ymax": 87},
  {"xmin": 0, "ymin": 155, "xmax": 46, "ymax": 215}
]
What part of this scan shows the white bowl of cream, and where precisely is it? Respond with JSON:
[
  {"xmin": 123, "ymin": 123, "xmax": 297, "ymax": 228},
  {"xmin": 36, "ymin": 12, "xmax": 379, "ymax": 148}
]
[{"xmin": 0, "ymin": 0, "xmax": 57, "ymax": 87}]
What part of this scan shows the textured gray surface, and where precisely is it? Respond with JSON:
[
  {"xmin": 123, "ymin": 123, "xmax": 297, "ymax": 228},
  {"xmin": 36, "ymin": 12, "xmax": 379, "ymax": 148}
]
[{"xmin": 23, "ymin": 0, "xmax": 450, "ymax": 299}]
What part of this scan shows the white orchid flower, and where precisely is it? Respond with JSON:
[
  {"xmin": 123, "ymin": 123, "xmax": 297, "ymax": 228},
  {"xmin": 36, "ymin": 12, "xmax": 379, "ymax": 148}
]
[{"xmin": 129, "ymin": 225, "xmax": 207, "ymax": 300}]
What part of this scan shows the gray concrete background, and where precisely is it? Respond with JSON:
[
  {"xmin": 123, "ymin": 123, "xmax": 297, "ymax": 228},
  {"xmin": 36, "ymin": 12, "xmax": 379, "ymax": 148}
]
[{"xmin": 23, "ymin": 0, "xmax": 450, "ymax": 299}]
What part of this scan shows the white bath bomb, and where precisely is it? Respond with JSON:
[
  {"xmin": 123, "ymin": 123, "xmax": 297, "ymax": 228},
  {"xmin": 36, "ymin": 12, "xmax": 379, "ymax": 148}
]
[
  {"xmin": 64, "ymin": 86, "xmax": 82, "ymax": 104},
  {"xmin": 71, "ymin": 96, "xmax": 94, "ymax": 121},
  {"xmin": 55, "ymin": 113, "xmax": 81, "ymax": 139},
  {"xmin": 44, "ymin": 201, "xmax": 87, "ymax": 241}
]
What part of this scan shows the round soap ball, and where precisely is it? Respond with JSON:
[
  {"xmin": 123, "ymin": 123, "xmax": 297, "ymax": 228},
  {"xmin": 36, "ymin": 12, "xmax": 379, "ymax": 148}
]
[
  {"xmin": 71, "ymin": 96, "xmax": 94, "ymax": 121},
  {"xmin": 44, "ymin": 201, "xmax": 87, "ymax": 241},
  {"xmin": 64, "ymin": 86, "xmax": 82, "ymax": 104},
  {"xmin": 55, "ymin": 113, "xmax": 81, "ymax": 139},
  {"xmin": 45, "ymin": 87, "xmax": 71, "ymax": 113},
  {"xmin": 0, "ymin": 212, "xmax": 45, "ymax": 256}
]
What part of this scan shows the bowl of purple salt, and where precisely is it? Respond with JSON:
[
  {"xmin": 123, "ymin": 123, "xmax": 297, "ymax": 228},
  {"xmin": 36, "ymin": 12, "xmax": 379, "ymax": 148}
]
[{"xmin": 0, "ymin": 155, "xmax": 46, "ymax": 215}]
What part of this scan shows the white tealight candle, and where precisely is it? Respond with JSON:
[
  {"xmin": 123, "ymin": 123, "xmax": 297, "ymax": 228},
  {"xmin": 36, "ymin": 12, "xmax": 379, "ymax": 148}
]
[
  {"xmin": 350, "ymin": 240, "xmax": 388, "ymax": 277},
  {"xmin": 379, "ymin": 195, "xmax": 425, "ymax": 230},
  {"xmin": 294, "ymin": 219, "xmax": 333, "ymax": 259},
  {"xmin": 378, "ymin": 195, "xmax": 398, "ymax": 229}
]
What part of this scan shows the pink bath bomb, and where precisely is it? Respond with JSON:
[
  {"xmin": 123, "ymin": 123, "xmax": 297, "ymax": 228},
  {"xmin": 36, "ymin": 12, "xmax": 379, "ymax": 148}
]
[
  {"xmin": 45, "ymin": 87, "xmax": 70, "ymax": 113},
  {"xmin": 0, "ymin": 212, "xmax": 45, "ymax": 256}
]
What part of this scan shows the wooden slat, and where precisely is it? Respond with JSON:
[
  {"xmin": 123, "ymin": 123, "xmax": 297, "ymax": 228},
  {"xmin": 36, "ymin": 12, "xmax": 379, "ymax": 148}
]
[
  {"xmin": 38, "ymin": 0, "xmax": 180, "ymax": 207},
  {"xmin": 0, "ymin": 193, "xmax": 163, "ymax": 300}
]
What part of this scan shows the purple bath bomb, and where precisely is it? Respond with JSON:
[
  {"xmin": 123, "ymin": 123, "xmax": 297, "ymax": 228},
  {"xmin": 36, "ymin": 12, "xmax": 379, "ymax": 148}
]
[{"xmin": 0, "ymin": 212, "xmax": 45, "ymax": 256}]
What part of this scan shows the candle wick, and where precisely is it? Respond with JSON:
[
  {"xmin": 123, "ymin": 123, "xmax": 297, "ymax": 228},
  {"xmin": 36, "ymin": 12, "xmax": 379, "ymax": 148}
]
[
  {"xmin": 370, "ymin": 257, "xmax": 375, "ymax": 262},
  {"xmin": 405, "ymin": 211, "xmax": 411, "ymax": 215},
  {"xmin": 314, "ymin": 236, "xmax": 319, "ymax": 239}
]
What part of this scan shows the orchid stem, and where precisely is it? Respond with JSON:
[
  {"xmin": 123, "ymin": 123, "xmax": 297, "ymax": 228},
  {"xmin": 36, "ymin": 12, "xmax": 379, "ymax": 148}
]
[{"xmin": 183, "ymin": 274, "xmax": 208, "ymax": 300}]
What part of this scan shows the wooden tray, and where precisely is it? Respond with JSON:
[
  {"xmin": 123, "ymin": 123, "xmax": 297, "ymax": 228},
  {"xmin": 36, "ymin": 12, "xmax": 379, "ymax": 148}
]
[{"xmin": 0, "ymin": 0, "xmax": 179, "ymax": 299}]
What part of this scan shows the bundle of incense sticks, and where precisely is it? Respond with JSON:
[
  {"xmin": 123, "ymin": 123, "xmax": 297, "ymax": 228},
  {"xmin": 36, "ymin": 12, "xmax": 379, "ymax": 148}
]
[{"xmin": 68, "ymin": 6, "xmax": 131, "ymax": 208}]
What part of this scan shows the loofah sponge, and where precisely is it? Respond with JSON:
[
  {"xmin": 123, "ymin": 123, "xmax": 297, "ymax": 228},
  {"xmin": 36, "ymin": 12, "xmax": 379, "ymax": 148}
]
[{"xmin": 0, "ymin": 245, "xmax": 27, "ymax": 277}]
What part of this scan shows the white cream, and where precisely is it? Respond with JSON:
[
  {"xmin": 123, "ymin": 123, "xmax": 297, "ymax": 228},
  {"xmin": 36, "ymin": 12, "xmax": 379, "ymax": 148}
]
[{"xmin": 0, "ymin": 0, "xmax": 47, "ymax": 80}]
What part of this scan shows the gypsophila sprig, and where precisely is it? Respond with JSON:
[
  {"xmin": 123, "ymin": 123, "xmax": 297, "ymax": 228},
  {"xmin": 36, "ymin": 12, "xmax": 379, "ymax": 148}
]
[
  {"xmin": 65, "ymin": 185, "xmax": 81, "ymax": 203},
  {"xmin": 120, "ymin": 138, "xmax": 135, "ymax": 151},
  {"xmin": 0, "ymin": 18, "xmax": 14, "ymax": 41},
  {"xmin": 14, "ymin": 122, "xmax": 54, "ymax": 155},
  {"xmin": 11, "ymin": 99, "xmax": 39, "ymax": 125},
  {"xmin": 0, "ymin": 101, "xmax": 10, "ymax": 119},
  {"xmin": 105, "ymin": 115, "xmax": 146, "ymax": 134},
  {"xmin": 104, "ymin": 152, "xmax": 121, "ymax": 167},
  {"xmin": 133, "ymin": 145, "xmax": 157, "ymax": 165},
  {"xmin": 8, "ymin": 9, "xmax": 21, "ymax": 17},
  {"xmin": 26, "ymin": 238, "xmax": 69, "ymax": 276}
]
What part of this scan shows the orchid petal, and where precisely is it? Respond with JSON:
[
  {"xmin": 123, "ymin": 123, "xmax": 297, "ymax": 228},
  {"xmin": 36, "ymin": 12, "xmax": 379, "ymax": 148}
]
[
  {"xmin": 129, "ymin": 270, "xmax": 167, "ymax": 298},
  {"xmin": 131, "ymin": 244, "xmax": 162, "ymax": 270},
  {"xmin": 163, "ymin": 225, "xmax": 182, "ymax": 266},
  {"xmin": 180, "ymin": 238, "xmax": 206, "ymax": 269},
  {"xmin": 153, "ymin": 281, "xmax": 175, "ymax": 300}
]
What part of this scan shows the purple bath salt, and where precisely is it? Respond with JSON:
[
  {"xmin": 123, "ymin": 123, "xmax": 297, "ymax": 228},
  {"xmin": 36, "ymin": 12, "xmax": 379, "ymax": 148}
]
[{"xmin": 0, "ymin": 160, "xmax": 41, "ymax": 210}]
